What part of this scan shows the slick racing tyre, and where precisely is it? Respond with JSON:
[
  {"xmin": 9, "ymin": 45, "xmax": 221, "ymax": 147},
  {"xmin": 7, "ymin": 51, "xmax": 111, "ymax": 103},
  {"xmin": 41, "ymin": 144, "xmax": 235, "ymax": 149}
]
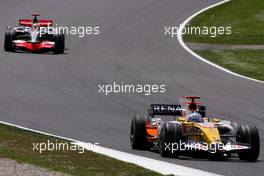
[
  {"xmin": 236, "ymin": 125, "xmax": 260, "ymax": 161},
  {"xmin": 159, "ymin": 122, "xmax": 182, "ymax": 158},
  {"xmin": 53, "ymin": 32, "xmax": 65, "ymax": 54},
  {"xmin": 4, "ymin": 29, "xmax": 16, "ymax": 52},
  {"xmin": 130, "ymin": 115, "xmax": 148, "ymax": 149}
]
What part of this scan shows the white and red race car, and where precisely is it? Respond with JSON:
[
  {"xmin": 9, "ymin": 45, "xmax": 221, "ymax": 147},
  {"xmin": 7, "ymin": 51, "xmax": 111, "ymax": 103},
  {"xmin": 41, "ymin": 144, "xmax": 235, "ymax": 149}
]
[{"xmin": 4, "ymin": 13, "xmax": 64, "ymax": 54}]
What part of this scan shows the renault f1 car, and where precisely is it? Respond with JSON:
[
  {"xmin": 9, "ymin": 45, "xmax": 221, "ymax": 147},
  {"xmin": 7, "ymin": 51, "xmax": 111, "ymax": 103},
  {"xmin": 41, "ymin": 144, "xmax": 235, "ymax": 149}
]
[
  {"xmin": 4, "ymin": 13, "xmax": 64, "ymax": 54},
  {"xmin": 130, "ymin": 96, "xmax": 260, "ymax": 161}
]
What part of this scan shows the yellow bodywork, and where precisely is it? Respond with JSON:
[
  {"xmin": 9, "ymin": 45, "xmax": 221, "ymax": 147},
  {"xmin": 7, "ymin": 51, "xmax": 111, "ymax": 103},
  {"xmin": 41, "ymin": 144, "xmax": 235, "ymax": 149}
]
[
  {"xmin": 146, "ymin": 117, "xmax": 222, "ymax": 144},
  {"xmin": 176, "ymin": 117, "xmax": 221, "ymax": 145}
]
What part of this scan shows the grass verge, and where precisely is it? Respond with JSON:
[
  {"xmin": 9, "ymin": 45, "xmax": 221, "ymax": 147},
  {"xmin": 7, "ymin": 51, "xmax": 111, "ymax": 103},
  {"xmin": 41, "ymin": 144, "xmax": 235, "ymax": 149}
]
[
  {"xmin": 195, "ymin": 50, "xmax": 264, "ymax": 81},
  {"xmin": 184, "ymin": 0, "xmax": 264, "ymax": 44},
  {"xmin": 0, "ymin": 123, "xmax": 164, "ymax": 176}
]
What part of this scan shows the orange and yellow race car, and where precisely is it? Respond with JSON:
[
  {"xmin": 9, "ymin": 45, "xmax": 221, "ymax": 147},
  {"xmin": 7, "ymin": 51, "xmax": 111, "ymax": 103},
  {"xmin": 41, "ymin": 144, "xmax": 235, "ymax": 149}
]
[{"xmin": 130, "ymin": 96, "xmax": 260, "ymax": 161}]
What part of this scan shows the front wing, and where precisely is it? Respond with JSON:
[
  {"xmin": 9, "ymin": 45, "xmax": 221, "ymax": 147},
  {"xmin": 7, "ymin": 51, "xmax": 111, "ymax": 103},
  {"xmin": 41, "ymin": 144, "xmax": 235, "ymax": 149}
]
[
  {"xmin": 13, "ymin": 40, "xmax": 55, "ymax": 51},
  {"xmin": 180, "ymin": 142, "xmax": 250, "ymax": 154}
]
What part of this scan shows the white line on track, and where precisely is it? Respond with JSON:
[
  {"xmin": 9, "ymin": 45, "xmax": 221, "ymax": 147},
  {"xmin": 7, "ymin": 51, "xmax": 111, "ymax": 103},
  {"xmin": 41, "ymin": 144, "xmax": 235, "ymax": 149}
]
[{"xmin": 177, "ymin": 0, "xmax": 264, "ymax": 84}]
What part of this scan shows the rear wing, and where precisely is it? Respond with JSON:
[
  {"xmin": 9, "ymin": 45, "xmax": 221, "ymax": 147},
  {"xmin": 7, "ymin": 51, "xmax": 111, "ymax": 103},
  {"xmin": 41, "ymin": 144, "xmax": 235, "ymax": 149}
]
[
  {"xmin": 19, "ymin": 19, "xmax": 53, "ymax": 27},
  {"xmin": 149, "ymin": 104, "xmax": 206, "ymax": 117}
]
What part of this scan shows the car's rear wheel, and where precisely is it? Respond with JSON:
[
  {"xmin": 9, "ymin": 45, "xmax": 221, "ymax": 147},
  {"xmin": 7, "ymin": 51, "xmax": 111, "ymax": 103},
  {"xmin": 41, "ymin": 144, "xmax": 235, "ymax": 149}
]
[
  {"xmin": 236, "ymin": 125, "xmax": 259, "ymax": 161},
  {"xmin": 130, "ymin": 115, "xmax": 148, "ymax": 149},
  {"xmin": 159, "ymin": 122, "xmax": 182, "ymax": 158},
  {"xmin": 53, "ymin": 33, "xmax": 65, "ymax": 54},
  {"xmin": 4, "ymin": 29, "xmax": 16, "ymax": 52}
]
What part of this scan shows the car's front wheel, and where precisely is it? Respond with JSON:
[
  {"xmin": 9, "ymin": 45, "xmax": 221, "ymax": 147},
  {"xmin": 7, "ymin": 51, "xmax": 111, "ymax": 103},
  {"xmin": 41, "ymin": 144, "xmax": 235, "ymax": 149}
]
[
  {"xmin": 236, "ymin": 125, "xmax": 259, "ymax": 161},
  {"xmin": 159, "ymin": 122, "xmax": 182, "ymax": 158},
  {"xmin": 53, "ymin": 32, "xmax": 65, "ymax": 54},
  {"xmin": 4, "ymin": 29, "xmax": 16, "ymax": 52}
]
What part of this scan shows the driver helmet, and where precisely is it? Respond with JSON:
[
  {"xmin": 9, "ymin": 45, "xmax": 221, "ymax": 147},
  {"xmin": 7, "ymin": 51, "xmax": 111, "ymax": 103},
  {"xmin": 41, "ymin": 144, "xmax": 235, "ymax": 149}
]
[{"xmin": 187, "ymin": 112, "xmax": 203, "ymax": 123}]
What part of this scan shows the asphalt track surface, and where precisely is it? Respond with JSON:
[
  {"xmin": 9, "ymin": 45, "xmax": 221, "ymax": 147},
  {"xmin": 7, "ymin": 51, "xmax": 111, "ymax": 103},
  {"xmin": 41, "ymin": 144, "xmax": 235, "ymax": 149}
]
[{"xmin": 0, "ymin": 0, "xmax": 263, "ymax": 175}]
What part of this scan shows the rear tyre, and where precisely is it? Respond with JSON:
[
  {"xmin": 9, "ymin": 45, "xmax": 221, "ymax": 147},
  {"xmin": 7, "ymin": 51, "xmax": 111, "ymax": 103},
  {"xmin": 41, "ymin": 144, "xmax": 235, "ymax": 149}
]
[
  {"xmin": 4, "ymin": 29, "xmax": 16, "ymax": 52},
  {"xmin": 236, "ymin": 125, "xmax": 259, "ymax": 161},
  {"xmin": 53, "ymin": 33, "xmax": 65, "ymax": 54},
  {"xmin": 159, "ymin": 122, "xmax": 182, "ymax": 158},
  {"xmin": 130, "ymin": 115, "xmax": 148, "ymax": 149}
]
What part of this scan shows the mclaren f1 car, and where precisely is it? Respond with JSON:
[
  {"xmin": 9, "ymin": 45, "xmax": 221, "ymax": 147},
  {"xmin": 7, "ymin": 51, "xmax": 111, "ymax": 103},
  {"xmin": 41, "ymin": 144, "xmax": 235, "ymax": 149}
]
[
  {"xmin": 4, "ymin": 13, "xmax": 64, "ymax": 54},
  {"xmin": 130, "ymin": 96, "xmax": 260, "ymax": 161}
]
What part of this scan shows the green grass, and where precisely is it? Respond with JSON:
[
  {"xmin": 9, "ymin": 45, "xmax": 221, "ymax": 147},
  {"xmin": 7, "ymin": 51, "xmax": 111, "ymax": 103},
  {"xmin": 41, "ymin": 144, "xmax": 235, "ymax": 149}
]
[
  {"xmin": 184, "ymin": 0, "xmax": 264, "ymax": 44},
  {"xmin": 195, "ymin": 50, "xmax": 264, "ymax": 81},
  {"xmin": 0, "ymin": 123, "xmax": 165, "ymax": 176},
  {"xmin": 183, "ymin": 0, "xmax": 264, "ymax": 81}
]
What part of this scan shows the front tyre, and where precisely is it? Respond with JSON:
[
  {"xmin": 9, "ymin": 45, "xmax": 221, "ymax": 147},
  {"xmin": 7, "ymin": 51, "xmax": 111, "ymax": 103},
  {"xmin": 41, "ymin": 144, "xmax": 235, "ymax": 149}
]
[
  {"xmin": 53, "ymin": 33, "xmax": 65, "ymax": 54},
  {"xmin": 236, "ymin": 125, "xmax": 260, "ymax": 161},
  {"xmin": 130, "ymin": 115, "xmax": 148, "ymax": 150},
  {"xmin": 159, "ymin": 122, "xmax": 182, "ymax": 158},
  {"xmin": 4, "ymin": 29, "xmax": 16, "ymax": 52}
]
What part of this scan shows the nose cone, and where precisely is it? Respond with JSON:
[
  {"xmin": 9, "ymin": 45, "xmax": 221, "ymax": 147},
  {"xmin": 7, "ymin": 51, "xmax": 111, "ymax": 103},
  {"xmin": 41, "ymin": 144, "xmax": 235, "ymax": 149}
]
[
  {"xmin": 201, "ymin": 126, "xmax": 221, "ymax": 143},
  {"xmin": 30, "ymin": 30, "xmax": 39, "ymax": 43}
]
